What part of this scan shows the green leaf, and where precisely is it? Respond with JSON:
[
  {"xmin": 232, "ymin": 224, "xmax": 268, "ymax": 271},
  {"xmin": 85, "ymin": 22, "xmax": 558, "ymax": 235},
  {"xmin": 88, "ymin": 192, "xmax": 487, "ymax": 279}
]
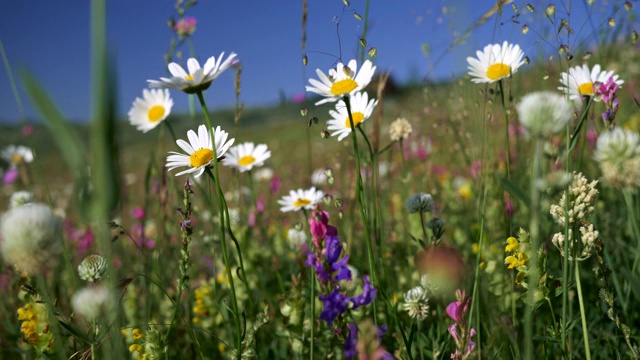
[
  {"xmin": 58, "ymin": 319, "xmax": 92, "ymax": 344},
  {"xmin": 500, "ymin": 177, "xmax": 531, "ymax": 207}
]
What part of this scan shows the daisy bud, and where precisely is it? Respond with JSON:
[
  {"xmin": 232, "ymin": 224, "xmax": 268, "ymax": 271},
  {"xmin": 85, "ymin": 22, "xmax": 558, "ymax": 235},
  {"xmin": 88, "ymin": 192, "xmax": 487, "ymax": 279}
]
[
  {"xmin": 545, "ymin": 4, "xmax": 555, "ymax": 17},
  {"xmin": 78, "ymin": 254, "xmax": 109, "ymax": 282}
]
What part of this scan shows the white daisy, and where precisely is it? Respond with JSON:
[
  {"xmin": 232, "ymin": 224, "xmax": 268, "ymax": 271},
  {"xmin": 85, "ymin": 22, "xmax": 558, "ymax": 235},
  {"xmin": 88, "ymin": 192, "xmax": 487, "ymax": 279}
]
[
  {"xmin": 222, "ymin": 142, "xmax": 271, "ymax": 172},
  {"xmin": 326, "ymin": 91, "xmax": 378, "ymax": 141},
  {"xmin": 558, "ymin": 64, "xmax": 624, "ymax": 101},
  {"xmin": 467, "ymin": 41, "xmax": 525, "ymax": 83},
  {"xmin": 278, "ymin": 187, "xmax": 324, "ymax": 212},
  {"xmin": 127, "ymin": 89, "xmax": 173, "ymax": 133},
  {"xmin": 166, "ymin": 125, "xmax": 235, "ymax": 178},
  {"xmin": 1, "ymin": 145, "xmax": 34, "ymax": 166},
  {"xmin": 306, "ymin": 59, "xmax": 376, "ymax": 105},
  {"xmin": 148, "ymin": 52, "xmax": 237, "ymax": 94}
]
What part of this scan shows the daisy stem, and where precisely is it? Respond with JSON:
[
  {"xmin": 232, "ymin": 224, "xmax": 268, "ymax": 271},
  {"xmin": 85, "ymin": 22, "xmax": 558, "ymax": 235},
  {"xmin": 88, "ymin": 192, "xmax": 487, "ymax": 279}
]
[
  {"xmin": 561, "ymin": 112, "xmax": 572, "ymax": 358},
  {"xmin": 623, "ymin": 190, "xmax": 640, "ymax": 305},
  {"xmin": 196, "ymin": 91, "xmax": 242, "ymax": 358},
  {"xmin": 344, "ymin": 95, "xmax": 378, "ymax": 325},
  {"xmin": 498, "ymin": 79, "xmax": 511, "ymax": 180}
]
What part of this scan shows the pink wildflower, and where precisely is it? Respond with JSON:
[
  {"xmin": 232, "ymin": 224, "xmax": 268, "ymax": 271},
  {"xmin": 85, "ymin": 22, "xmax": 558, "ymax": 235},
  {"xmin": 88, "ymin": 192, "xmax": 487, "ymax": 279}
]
[{"xmin": 173, "ymin": 17, "xmax": 197, "ymax": 37}]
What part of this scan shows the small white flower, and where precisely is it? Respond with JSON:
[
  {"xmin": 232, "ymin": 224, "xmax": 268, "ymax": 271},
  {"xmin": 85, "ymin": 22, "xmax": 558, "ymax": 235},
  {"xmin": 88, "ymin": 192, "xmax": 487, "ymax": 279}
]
[
  {"xmin": 311, "ymin": 168, "xmax": 329, "ymax": 186},
  {"xmin": 128, "ymin": 89, "xmax": 173, "ymax": 133},
  {"xmin": 9, "ymin": 191, "xmax": 33, "ymax": 209},
  {"xmin": 78, "ymin": 254, "xmax": 108, "ymax": 282},
  {"xmin": 166, "ymin": 125, "xmax": 235, "ymax": 178},
  {"xmin": 558, "ymin": 64, "xmax": 623, "ymax": 101},
  {"xmin": 0, "ymin": 203, "xmax": 60, "ymax": 275},
  {"xmin": 402, "ymin": 286, "xmax": 429, "ymax": 321},
  {"xmin": 222, "ymin": 142, "xmax": 271, "ymax": 172},
  {"xmin": 252, "ymin": 168, "xmax": 274, "ymax": 182},
  {"xmin": 516, "ymin": 91, "xmax": 573, "ymax": 136},
  {"xmin": 326, "ymin": 91, "xmax": 378, "ymax": 141},
  {"xmin": 306, "ymin": 59, "xmax": 376, "ymax": 105},
  {"xmin": 1, "ymin": 145, "xmax": 34, "ymax": 166},
  {"xmin": 148, "ymin": 52, "xmax": 237, "ymax": 94},
  {"xmin": 389, "ymin": 117, "xmax": 413, "ymax": 141},
  {"xmin": 72, "ymin": 285, "xmax": 115, "ymax": 320},
  {"xmin": 278, "ymin": 187, "xmax": 324, "ymax": 212},
  {"xmin": 287, "ymin": 228, "xmax": 308, "ymax": 247},
  {"xmin": 467, "ymin": 41, "xmax": 525, "ymax": 83}
]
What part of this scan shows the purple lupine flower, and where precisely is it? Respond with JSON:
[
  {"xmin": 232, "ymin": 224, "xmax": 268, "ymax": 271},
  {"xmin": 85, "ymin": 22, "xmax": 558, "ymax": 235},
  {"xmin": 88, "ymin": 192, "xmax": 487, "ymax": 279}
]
[
  {"xmin": 351, "ymin": 275, "xmax": 377, "ymax": 309},
  {"xmin": 325, "ymin": 235, "xmax": 352, "ymax": 281},
  {"xmin": 319, "ymin": 288, "xmax": 349, "ymax": 326},
  {"xmin": 344, "ymin": 323, "xmax": 358, "ymax": 359}
]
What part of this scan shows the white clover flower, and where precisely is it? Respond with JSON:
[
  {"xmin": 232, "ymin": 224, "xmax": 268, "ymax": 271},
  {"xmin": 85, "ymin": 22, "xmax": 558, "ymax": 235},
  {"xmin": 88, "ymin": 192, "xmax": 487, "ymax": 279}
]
[
  {"xmin": 166, "ymin": 125, "xmax": 235, "ymax": 178},
  {"xmin": 222, "ymin": 142, "xmax": 271, "ymax": 172},
  {"xmin": 72, "ymin": 285, "xmax": 116, "ymax": 320},
  {"xmin": 389, "ymin": 117, "xmax": 413, "ymax": 141},
  {"xmin": 467, "ymin": 41, "xmax": 525, "ymax": 83},
  {"xmin": 0, "ymin": 203, "xmax": 61, "ymax": 275},
  {"xmin": 516, "ymin": 91, "xmax": 573, "ymax": 136},
  {"xmin": 9, "ymin": 191, "xmax": 33, "ymax": 209},
  {"xmin": 306, "ymin": 59, "xmax": 376, "ymax": 105},
  {"xmin": 278, "ymin": 187, "xmax": 324, "ymax": 212},
  {"xmin": 558, "ymin": 64, "xmax": 623, "ymax": 101},
  {"xmin": 594, "ymin": 128, "xmax": 640, "ymax": 189},
  {"xmin": 128, "ymin": 89, "xmax": 173, "ymax": 133},
  {"xmin": 148, "ymin": 52, "xmax": 237, "ymax": 94},
  {"xmin": 78, "ymin": 254, "xmax": 108, "ymax": 282},
  {"xmin": 402, "ymin": 286, "xmax": 429, "ymax": 321},
  {"xmin": 326, "ymin": 91, "xmax": 378, "ymax": 141}
]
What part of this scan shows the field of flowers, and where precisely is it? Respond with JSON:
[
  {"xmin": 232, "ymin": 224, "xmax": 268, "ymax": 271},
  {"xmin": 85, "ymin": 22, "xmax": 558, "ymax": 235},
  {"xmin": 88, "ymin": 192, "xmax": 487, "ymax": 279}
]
[{"xmin": 1, "ymin": 0, "xmax": 640, "ymax": 359}]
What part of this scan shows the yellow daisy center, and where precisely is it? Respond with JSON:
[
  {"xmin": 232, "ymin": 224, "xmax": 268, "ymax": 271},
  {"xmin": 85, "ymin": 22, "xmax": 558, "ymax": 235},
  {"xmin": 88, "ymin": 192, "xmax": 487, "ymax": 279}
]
[
  {"xmin": 185, "ymin": 74, "xmax": 194, "ymax": 81},
  {"xmin": 330, "ymin": 78, "xmax": 358, "ymax": 95},
  {"xmin": 238, "ymin": 155, "xmax": 256, "ymax": 167},
  {"xmin": 344, "ymin": 112, "xmax": 365, "ymax": 128},
  {"xmin": 189, "ymin": 148, "xmax": 214, "ymax": 168},
  {"xmin": 147, "ymin": 105, "xmax": 166, "ymax": 122},
  {"xmin": 294, "ymin": 198, "xmax": 311, "ymax": 208},
  {"xmin": 10, "ymin": 153, "xmax": 23, "ymax": 164},
  {"xmin": 486, "ymin": 63, "xmax": 511, "ymax": 80},
  {"xmin": 578, "ymin": 82, "xmax": 595, "ymax": 95}
]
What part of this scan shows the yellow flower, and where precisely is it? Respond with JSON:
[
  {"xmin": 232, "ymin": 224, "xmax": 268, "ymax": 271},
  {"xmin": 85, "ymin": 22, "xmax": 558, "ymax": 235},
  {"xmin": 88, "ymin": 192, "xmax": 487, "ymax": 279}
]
[
  {"xmin": 505, "ymin": 237, "xmax": 519, "ymax": 253},
  {"xmin": 133, "ymin": 328, "xmax": 144, "ymax": 340},
  {"xmin": 505, "ymin": 255, "xmax": 519, "ymax": 269}
]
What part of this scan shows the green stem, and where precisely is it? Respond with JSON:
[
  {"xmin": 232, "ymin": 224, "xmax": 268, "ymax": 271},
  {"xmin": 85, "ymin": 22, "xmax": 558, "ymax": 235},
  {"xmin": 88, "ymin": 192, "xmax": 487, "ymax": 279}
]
[
  {"xmin": 344, "ymin": 95, "xmax": 378, "ymax": 325},
  {"xmin": 419, "ymin": 211, "xmax": 429, "ymax": 246},
  {"xmin": 575, "ymin": 261, "xmax": 591, "ymax": 360},
  {"xmin": 196, "ymin": 91, "xmax": 242, "ymax": 359},
  {"xmin": 498, "ymin": 79, "xmax": 511, "ymax": 180},
  {"xmin": 561, "ymin": 111, "xmax": 572, "ymax": 359},
  {"xmin": 525, "ymin": 137, "xmax": 543, "ymax": 360},
  {"xmin": 301, "ymin": 209, "xmax": 315, "ymax": 360}
]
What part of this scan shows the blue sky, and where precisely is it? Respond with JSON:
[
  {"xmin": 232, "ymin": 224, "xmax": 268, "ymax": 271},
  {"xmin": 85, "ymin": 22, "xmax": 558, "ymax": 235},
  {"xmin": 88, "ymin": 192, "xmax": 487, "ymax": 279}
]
[{"xmin": 0, "ymin": 0, "xmax": 626, "ymax": 123}]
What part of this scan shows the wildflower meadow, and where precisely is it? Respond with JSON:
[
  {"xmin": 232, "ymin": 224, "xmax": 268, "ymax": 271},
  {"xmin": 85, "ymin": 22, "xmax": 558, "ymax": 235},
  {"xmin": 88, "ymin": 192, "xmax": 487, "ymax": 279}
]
[{"xmin": 1, "ymin": 0, "xmax": 640, "ymax": 359}]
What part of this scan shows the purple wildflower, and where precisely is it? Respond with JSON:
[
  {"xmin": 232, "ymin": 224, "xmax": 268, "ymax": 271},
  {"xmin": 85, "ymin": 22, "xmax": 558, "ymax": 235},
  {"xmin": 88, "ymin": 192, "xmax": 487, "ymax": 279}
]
[
  {"xmin": 319, "ymin": 288, "xmax": 349, "ymax": 326},
  {"xmin": 351, "ymin": 275, "xmax": 377, "ymax": 309},
  {"xmin": 344, "ymin": 323, "xmax": 358, "ymax": 359}
]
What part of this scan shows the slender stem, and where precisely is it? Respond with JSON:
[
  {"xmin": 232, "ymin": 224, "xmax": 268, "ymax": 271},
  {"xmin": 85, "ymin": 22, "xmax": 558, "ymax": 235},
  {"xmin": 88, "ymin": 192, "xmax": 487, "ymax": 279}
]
[
  {"xmin": 525, "ymin": 137, "xmax": 543, "ymax": 360},
  {"xmin": 419, "ymin": 211, "xmax": 429, "ymax": 245},
  {"xmin": 624, "ymin": 190, "xmax": 640, "ymax": 274},
  {"xmin": 196, "ymin": 92, "xmax": 242, "ymax": 359},
  {"xmin": 575, "ymin": 261, "xmax": 591, "ymax": 360},
  {"xmin": 561, "ymin": 106, "xmax": 571, "ymax": 358},
  {"xmin": 344, "ymin": 95, "xmax": 378, "ymax": 325},
  {"xmin": 498, "ymin": 80, "xmax": 511, "ymax": 180}
]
